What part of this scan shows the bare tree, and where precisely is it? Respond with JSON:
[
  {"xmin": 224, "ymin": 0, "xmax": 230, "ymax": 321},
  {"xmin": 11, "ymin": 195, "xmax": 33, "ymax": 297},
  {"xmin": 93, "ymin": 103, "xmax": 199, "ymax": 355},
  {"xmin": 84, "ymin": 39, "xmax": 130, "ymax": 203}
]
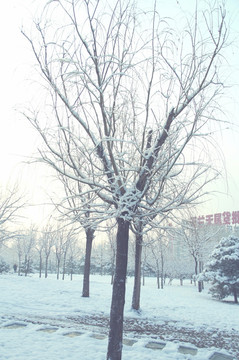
[
  {"xmin": 53, "ymin": 175, "xmax": 97, "ymax": 296},
  {"xmin": 66, "ymin": 237, "xmax": 82, "ymax": 280},
  {"xmin": 13, "ymin": 227, "xmax": 36, "ymax": 276},
  {"xmin": 54, "ymin": 227, "xmax": 64, "ymax": 279},
  {"xmin": 35, "ymin": 235, "xmax": 44, "ymax": 278},
  {"xmin": 53, "ymin": 225, "xmax": 75, "ymax": 279},
  {"xmin": 149, "ymin": 230, "xmax": 169, "ymax": 289},
  {"xmin": 62, "ymin": 229, "xmax": 76, "ymax": 280},
  {"xmin": 16, "ymin": 238, "xmax": 23, "ymax": 276},
  {"xmin": 178, "ymin": 217, "xmax": 227, "ymax": 291},
  {"xmin": 22, "ymin": 1, "xmax": 228, "ymax": 358},
  {"xmin": 41, "ymin": 224, "xmax": 55, "ymax": 278},
  {"xmin": 131, "ymin": 215, "xmax": 167, "ymax": 310},
  {"xmin": 21, "ymin": 226, "xmax": 36, "ymax": 276},
  {"xmin": 0, "ymin": 185, "xmax": 25, "ymax": 247}
]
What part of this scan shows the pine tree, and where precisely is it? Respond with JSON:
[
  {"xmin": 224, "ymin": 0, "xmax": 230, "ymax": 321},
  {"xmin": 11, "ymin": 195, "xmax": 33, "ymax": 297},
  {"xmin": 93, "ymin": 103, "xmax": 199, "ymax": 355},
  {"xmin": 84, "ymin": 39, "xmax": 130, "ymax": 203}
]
[{"xmin": 201, "ymin": 235, "xmax": 239, "ymax": 303}]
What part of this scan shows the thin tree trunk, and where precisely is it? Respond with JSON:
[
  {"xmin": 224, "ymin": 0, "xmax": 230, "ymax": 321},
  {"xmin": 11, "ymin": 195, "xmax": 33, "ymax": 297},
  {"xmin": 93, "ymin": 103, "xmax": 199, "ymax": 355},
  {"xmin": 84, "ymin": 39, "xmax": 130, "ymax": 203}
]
[
  {"xmin": 193, "ymin": 257, "xmax": 198, "ymax": 286},
  {"xmin": 233, "ymin": 288, "xmax": 238, "ymax": 304},
  {"xmin": 24, "ymin": 255, "xmax": 28, "ymax": 277},
  {"xmin": 82, "ymin": 228, "xmax": 95, "ymax": 297},
  {"xmin": 157, "ymin": 271, "xmax": 160, "ymax": 288},
  {"xmin": 161, "ymin": 253, "xmax": 164, "ymax": 289},
  {"xmin": 56, "ymin": 258, "xmax": 60, "ymax": 280},
  {"xmin": 107, "ymin": 218, "xmax": 129, "ymax": 360},
  {"xmin": 39, "ymin": 254, "xmax": 42, "ymax": 278},
  {"xmin": 62, "ymin": 252, "xmax": 67, "ymax": 280},
  {"xmin": 155, "ymin": 259, "xmax": 160, "ymax": 289},
  {"xmin": 131, "ymin": 228, "xmax": 142, "ymax": 311},
  {"xmin": 27, "ymin": 259, "xmax": 30, "ymax": 276},
  {"xmin": 45, "ymin": 256, "xmax": 49, "ymax": 278}
]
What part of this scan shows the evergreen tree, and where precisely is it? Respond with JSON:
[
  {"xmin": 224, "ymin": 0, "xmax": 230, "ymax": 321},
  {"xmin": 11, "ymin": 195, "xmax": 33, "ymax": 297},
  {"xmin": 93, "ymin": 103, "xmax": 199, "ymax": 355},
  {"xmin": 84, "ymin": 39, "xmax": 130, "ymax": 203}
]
[{"xmin": 201, "ymin": 235, "xmax": 239, "ymax": 303}]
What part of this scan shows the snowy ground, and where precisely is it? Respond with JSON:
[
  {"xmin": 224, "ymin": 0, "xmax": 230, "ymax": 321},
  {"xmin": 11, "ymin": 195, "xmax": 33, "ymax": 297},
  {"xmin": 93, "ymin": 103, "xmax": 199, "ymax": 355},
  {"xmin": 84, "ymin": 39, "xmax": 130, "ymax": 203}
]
[{"xmin": 0, "ymin": 273, "xmax": 238, "ymax": 359}]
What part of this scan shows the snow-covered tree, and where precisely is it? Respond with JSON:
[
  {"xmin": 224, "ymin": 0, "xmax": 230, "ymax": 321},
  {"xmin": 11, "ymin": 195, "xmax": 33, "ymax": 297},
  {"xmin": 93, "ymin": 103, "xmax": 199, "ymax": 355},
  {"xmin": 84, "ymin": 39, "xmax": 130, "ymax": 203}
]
[
  {"xmin": 200, "ymin": 235, "xmax": 239, "ymax": 303},
  {"xmin": 22, "ymin": 1, "xmax": 229, "ymax": 358}
]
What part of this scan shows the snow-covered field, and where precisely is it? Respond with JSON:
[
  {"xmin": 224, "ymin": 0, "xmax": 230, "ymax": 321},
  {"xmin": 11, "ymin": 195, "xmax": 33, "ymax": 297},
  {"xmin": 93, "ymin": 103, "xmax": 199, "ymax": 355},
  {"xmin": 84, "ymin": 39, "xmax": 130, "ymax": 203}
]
[{"xmin": 0, "ymin": 273, "xmax": 238, "ymax": 359}]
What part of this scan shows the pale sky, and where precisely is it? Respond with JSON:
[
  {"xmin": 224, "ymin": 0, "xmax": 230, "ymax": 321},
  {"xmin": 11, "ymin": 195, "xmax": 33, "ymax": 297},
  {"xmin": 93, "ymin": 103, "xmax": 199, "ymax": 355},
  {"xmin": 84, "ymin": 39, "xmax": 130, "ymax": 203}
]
[{"xmin": 0, "ymin": 0, "xmax": 239, "ymax": 227}]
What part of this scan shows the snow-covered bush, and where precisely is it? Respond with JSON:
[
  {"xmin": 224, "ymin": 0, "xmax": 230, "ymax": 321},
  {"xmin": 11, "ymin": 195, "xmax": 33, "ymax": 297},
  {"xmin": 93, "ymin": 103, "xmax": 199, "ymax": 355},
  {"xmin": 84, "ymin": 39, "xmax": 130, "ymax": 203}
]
[
  {"xmin": 0, "ymin": 258, "xmax": 10, "ymax": 274},
  {"xmin": 200, "ymin": 235, "xmax": 239, "ymax": 303}
]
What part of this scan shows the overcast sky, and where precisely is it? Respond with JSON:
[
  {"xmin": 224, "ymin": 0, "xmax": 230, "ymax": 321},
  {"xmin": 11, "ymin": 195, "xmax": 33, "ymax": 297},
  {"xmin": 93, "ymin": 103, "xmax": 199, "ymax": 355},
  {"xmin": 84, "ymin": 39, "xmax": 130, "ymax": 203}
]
[{"xmin": 0, "ymin": 0, "xmax": 239, "ymax": 226}]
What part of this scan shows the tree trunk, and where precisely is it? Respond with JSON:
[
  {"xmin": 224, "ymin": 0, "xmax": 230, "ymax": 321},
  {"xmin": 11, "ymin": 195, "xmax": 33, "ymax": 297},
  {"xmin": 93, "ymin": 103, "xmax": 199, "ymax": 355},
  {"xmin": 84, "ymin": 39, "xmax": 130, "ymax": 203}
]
[
  {"xmin": 18, "ymin": 256, "xmax": 22, "ymax": 276},
  {"xmin": 155, "ymin": 259, "xmax": 160, "ymax": 289},
  {"xmin": 56, "ymin": 259, "xmax": 60, "ymax": 280},
  {"xmin": 62, "ymin": 252, "xmax": 67, "ymax": 280},
  {"xmin": 39, "ymin": 254, "xmax": 42, "ymax": 278},
  {"xmin": 161, "ymin": 254, "xmax": 164, "ymax": 289},
  {"xmin": 157, "ymin": 272, "xmax": 160, "ymax": 288},
  {"xmin": 82, "ymin": 228, "xmax": 95, "ymax": 297},
  {"xmin": 27, "ymin": 259, "xmax": 30, "ymax": 276},
  {"xmin": 107, "ymin": 218, "xmax": 129, "ymax": 360},
  {"xmin": 131, "ymin": 228, "xmax": 142, "ymax": 311},
  {"xmin": 24, "ymin": 255, "xmax": 28, "ymax": 277},
  {"xmin": 45, "ymin": 256, "xmax": 49, "ymax": 278},
  {"xmin": 233, "ymin": 288, "xmax": 238, "ymax": 304},
  {"xmin": 198, "ymin": 260, "xmax": 203, "ymax": 292},
  {"xmin": 194, "ymin": 258, "xmax": 198, "ymax": 275},
  {"xmin": 193, "ymin": 257, "xmax": 198, "ymax": 286}
]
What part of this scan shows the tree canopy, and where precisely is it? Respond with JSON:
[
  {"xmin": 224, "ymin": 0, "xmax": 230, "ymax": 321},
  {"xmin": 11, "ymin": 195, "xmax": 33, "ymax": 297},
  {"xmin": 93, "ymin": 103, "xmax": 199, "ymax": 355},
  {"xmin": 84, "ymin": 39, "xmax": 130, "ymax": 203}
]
[{"xmin": 22, "ymin": 0, "xmax": 229, "ymax": 358}]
